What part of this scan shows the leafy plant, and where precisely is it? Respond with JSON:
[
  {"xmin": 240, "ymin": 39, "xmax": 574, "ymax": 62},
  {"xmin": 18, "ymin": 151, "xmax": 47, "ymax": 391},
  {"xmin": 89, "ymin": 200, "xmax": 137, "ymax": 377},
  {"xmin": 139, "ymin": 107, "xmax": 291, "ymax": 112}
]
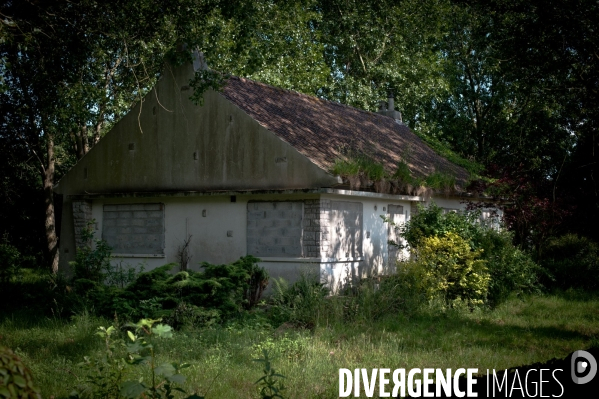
[
  {"xmin": 253, "ymin": 350, "xmax": 286, "ymax": 399},
  {"xmin": 72, "ymin": 319, "xmax": 202, "ymax": 399},
  {"xmin": 480, "ymin": 229, "xmax": 541, "ymax": 307},
  {"xmin": 389, "ymin": 203, "xmax": 540, "ymax": 307},
  {"xmin": 68, "ymin": 256, "xmax": 267, "ymax": 324},
  {"xmin": 541, "ymin": 234, "xmax": 599, "ymax": 291},
  {"xmin": 70, "ymin": 221, "xmax": 112, "ymax": 283},
  {"xmin": 0, "ymin": 238, "xmax": 21, "ymax": 285},
  {"xmin": 396, "ymin": 203, "xmax": 483, "ymax": 249},
  {"xmin": 188, "ymin": 69, "xmax": 230, "ymax": 106},
  {"xmin": 406, "ymin": 232, "xmax": 490, "ymax": 308},
  {"xmin": 120, "ymin": 319, "xmax": 201, "ymax": 399},
  {"xmin": 74, "ymin": 326, "xmax": 128, "ymax": 399},
  {"xmin": 269, "ymin": 273, "xmax": 328, "ymax": 328},
  {"xmin": 0, "ymin": 346, "xmax": 41, "ymax": 399}
]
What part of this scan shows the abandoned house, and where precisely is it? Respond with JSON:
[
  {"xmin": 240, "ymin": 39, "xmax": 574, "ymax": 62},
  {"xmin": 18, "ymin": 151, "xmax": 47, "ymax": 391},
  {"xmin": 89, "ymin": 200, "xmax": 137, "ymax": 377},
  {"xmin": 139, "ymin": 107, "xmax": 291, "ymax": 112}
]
[{"xmin": 54, "ymin": 52, "xmax": 493, "ymax": 291}]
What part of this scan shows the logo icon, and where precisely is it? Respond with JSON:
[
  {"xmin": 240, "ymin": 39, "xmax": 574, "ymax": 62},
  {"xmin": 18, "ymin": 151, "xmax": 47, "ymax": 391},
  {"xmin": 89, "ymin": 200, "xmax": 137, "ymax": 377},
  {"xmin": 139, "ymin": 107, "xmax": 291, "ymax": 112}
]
[{"xmin": 571, "ymin": 350, "xmax": 597, "ymax": 384}]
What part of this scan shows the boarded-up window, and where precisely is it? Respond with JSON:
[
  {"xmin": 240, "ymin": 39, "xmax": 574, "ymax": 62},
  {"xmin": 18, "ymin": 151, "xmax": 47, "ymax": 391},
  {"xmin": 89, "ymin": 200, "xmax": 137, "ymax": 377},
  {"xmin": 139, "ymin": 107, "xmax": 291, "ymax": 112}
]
[
  {"xmin": 102, "ymin": 204, "xmax": 164, "ymax": 255},
  {"xmin": 329, "ymin": 201, "xmax": 362, "ymax": 259},
  {"xmin": 247, "ymin": 202, "xmax": 303, "ymax": 257}
]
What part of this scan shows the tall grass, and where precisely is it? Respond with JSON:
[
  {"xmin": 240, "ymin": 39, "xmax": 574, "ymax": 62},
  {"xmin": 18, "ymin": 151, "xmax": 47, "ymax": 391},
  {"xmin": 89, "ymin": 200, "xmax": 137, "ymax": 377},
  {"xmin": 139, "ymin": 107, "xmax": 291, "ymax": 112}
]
[{"xmin": 2, "ymin": 291, "xmax": 598, "ymax": 398}]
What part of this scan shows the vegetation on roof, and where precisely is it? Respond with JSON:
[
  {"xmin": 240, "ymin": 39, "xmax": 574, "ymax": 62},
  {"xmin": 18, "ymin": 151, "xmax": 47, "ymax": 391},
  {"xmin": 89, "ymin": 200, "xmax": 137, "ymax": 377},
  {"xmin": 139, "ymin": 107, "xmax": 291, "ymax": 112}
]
[
  {"xmin": 410, "ymin": 131, "xmax": 484, "ymax": 177},
  {"xmin": 331, "ymin": 154, "xmax": 458, "ymax": 196}
]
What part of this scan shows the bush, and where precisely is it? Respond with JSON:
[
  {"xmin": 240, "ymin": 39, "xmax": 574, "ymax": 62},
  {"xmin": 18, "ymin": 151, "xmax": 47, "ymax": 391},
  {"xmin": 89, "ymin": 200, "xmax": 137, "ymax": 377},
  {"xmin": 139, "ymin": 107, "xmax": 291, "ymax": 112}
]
[
  {"xmin": 541, "ymin": 234, "xmax": 599, "ymax": 291},
  {"xmin": 0, "ymin": 240, "xmax": 21, "ymax": 284},
  {"xmin": 392, "ymin": 203, "xmax": 541, "ymax": 307},
  {"xmin": 398, "ymin": 203, "xmax": 483, "ymax": 250},
  {"xmin": 69, "ymin": 256, "xmax": 269, "ymax": 325},
  {"xmin": 0, "ymin": 346, "xmax": 41, "ymax": 399},
  {"xmin": 404, "ymin": 232, "xmax": 490, "ymax": 308},
  {"xmin": 70, "ymin": 222, "xmax": 112, "ymax": 283},
  {"xmin": 479, "ymin": 229, "xmax": 541, "ymax": 306}
]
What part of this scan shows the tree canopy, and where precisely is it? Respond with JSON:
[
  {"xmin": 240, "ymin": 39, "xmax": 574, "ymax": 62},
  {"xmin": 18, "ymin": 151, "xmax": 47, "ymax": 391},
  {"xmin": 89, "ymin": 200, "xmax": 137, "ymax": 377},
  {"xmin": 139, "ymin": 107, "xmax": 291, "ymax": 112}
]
[{"xmin": 1, "ymin": 0, "xmax": 598, "ymax": 270}]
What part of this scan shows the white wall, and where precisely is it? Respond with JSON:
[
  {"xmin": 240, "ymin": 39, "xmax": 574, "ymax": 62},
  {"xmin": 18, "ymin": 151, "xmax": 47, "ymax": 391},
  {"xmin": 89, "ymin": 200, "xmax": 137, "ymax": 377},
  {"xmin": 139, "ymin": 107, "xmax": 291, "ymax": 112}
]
[
  {"xmin": 91, "ymin": 195, "xmax": 249, "ymax": 271},
  {"xmin": 87, "ymin": 192, "xmax": 420, "ymax": 291},
  {"xmin": 321, "ymin": 193, "xmax": 413, "ymax": 291}
]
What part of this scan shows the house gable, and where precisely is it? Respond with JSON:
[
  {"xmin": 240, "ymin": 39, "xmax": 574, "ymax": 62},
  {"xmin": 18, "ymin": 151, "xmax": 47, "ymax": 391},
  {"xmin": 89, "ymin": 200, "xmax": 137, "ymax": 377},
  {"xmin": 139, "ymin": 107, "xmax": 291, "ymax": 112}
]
[{"xmin": 55, "ymin": 63, "xmax": 338, "ymax": 196}]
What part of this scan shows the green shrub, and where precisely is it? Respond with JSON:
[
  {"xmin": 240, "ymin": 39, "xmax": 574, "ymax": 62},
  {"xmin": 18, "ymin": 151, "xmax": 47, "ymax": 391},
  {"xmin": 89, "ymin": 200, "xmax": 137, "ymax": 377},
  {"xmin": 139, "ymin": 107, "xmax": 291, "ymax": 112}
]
[
  {"xmin": 392, "ymin": 203, "xmax": 541, "ymax": 307},
  {"xmin": 479, "ymin": 229, "xmax": 541, "ymax": 306},
  {"xmin": 404, "ymin": 232, "xmax": 490, "ymax": 308},
  {"xmin": 70, "ymin": 256, "xmax": 269, "ymax": 325},
  {"xmin": 0, "ymin": 240, "xmax": 21, "ymax": 284},
  {"xmin": 70, "ymin": 222, "xmax": 112, "ymax": 283},
  {"xmin": 269, "ymin": 272, "xmax": 328, "ymax": 327},
  {"xmin": 0, "ymin": 346, "xmax": 41, "ymax": 399},
  {"xmin": 72, "ymin": 319, "xmax": 203, "ymax": 399},
  {"xmin": 398, "ymin": 203, "xmax": 483, "ymax": 249},
  {"xmin": 541, "ymin": 234, "xmax": 599, "ymax": 291}
]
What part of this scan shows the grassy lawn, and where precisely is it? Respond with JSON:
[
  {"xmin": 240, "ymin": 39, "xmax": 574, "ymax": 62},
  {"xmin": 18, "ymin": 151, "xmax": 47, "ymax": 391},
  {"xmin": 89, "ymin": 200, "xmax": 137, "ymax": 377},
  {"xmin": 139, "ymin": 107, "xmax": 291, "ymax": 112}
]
[{"xmin": 1, "ymin": 292, "xmax": 598, "ymax": 398}]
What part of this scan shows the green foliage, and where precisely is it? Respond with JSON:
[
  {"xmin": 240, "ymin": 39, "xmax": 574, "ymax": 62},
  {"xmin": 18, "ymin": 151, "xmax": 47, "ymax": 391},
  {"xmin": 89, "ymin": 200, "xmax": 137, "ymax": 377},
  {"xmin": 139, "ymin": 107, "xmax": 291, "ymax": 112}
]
[
  {"xmin": 74, "ymin": 326, "xmax": 127, "ymax": 399},
  {"xmin": 331, "ymin": 155, "xmax": 386, "ymax": 181},
  {"xmin": 399, "ymin": 203, "xmax": 483, "ymax": 249},
  {"xmin": 411, "ymin": 132, "xmax": 484, "ymax": 177},
  {"xmin": 120, "ymin": 319, "xmax": 196, "ymax": 399},
  {"xmin": 253, "ymin": 350, "xmax": 286, "ymax": 399},
  {"xmin": 0, "ymin": 346, "xmax": 41, "ymax": 399},
  {"xmin": 392, "ymin": 161, "xmax": 414, "ymax": 183},
  {"xmin": 332, "ymin": 155, "xmax": 458, "ymax": 195},
  {"xmin": 73, "ymin": 319, "xmax": 202, "ymax": 399},
  {"xmin": 188, "ymin": 69, "xmax": 230, "ymax": 106},
  {"xmin": 163, "ymin": 302, "xmax": 220, "ymax": 331},
  {"xmin": 424, "ymin": 172, "xmax": 456, "ymax": 192},
  {"xmin": 243, "ymin": 258, "xmax": 270, "ymax": 309},
  {"xmin": 269, "ymin": 273, "xmax": 328, "ymax": 328},
  {"xmin": 541, "ymin": 234, "xmax": 599, "ymax": 291},
  {"xmin": 479, "ymin": 229, "xmax": 541, "ymax": 307},
  {"xmin": 69, "ymin": 256, "xmax": 268, "ymax": 325},
  {"xmin": 393, "ymin": 203, "xmax": 540, "ymax": 308},
  {"xmin": 70, "ymin": 221, "xmax": 112, "ymax": 283},
  {"xmin": 0, "ymin": 238, "xmax": 21, "ymax": 284},
  {"xmin": 338, "ymin": 274, "xmax": 425, "ymax": 323},
  {"xmin": 404, "ymin": 232, "xmax": 490, "ymax": 308}
]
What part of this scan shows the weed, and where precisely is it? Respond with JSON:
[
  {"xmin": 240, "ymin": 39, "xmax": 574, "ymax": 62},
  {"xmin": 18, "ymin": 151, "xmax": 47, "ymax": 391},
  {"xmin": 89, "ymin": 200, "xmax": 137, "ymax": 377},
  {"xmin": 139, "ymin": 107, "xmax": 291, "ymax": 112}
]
[{"xmin": 253, "ymin": 350, "xmax": 286, "ymax": 399}]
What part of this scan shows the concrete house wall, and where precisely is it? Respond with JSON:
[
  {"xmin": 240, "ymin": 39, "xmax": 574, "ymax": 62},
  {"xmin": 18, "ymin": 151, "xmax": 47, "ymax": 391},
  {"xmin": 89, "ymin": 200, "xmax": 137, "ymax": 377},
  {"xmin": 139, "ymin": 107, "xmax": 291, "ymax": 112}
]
[{"xmin": 66, "ymin": 190, "xmax": 418, "ymax": 290}]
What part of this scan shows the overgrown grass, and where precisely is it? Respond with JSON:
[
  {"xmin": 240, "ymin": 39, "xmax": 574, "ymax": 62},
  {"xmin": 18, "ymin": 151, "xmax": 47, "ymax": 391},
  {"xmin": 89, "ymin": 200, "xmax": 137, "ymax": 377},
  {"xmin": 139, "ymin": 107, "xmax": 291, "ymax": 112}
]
[{"xmin": 2, "ymin": 292, "xmax": 598, "ymax": 398}]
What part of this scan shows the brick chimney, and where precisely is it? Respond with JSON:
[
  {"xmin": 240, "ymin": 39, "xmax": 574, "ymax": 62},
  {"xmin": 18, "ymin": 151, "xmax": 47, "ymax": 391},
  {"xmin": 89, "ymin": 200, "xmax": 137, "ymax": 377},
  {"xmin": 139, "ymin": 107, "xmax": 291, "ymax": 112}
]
[{"xmin": 377, "ymin": 91, "xmax": 403, "ymax": 123}]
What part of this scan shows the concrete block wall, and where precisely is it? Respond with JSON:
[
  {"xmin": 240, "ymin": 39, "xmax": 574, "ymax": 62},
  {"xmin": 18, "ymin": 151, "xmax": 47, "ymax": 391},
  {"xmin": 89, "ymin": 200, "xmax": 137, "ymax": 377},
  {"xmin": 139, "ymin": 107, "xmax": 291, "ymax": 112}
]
[
  {"xmin": 302, "ymin": 199, "xmax": 331, "ymax": 258},
  {"xmin": 247, "ymin": 201, "xmax": 303, "ymax": 257},
  {"xmin": 102, "ymin": 203, "xmax": 165, "ymax": 255},
  {"xmin": 72, "ymin": 200, "xmax": 92, "ymax": 249}
]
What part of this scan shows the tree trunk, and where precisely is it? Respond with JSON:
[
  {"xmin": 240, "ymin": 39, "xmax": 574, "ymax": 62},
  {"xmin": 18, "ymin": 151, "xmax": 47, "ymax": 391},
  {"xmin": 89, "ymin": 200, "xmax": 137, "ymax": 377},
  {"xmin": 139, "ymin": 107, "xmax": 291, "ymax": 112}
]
[{"xmin": 43, "ymin": 135, "xmax": 59, "ymax": 274}]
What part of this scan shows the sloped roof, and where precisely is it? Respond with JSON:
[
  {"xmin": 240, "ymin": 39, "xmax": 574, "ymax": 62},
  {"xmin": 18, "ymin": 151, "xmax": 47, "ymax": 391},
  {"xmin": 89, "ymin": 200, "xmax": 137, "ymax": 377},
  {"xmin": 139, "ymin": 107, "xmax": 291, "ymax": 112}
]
[{"xmin": 221, "ymin": 76, "xmax": 470, "ymax": 185}]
